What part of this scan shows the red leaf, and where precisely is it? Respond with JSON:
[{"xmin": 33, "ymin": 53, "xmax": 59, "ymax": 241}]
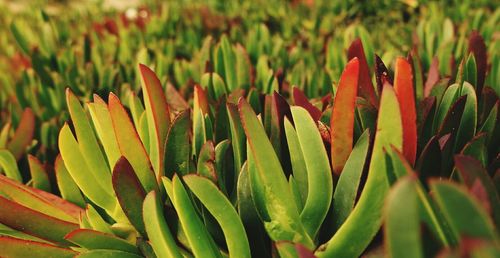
[
  {"xmin": 394, "ymin": 57, "xmax": 417, "ymax": 165},
  {"xmin": 0, "ymin": 236, "xmax": 77, "ymax": 258},
  {"xmin": 424, "ymin": 57, "xmax": 440, "ymax": 97},
  {"xmin": 0, "ymin": 195, "xmax": 79, "ymax": 245},
  {"xmin": 112, "ymin": 156, "xmax": 147, "ymax": 237},
  {"xmin": 139, "ymin": 63, "xmax": 171, "ymax": 176},
  {"xmin": 7, "ymin": 108, "xmax": 35, "ymax": 160},
  {"xmin": 347, "ymin": 39, "xmax": 378, "ymax": 107},
  {"xmin": 468, "ymin": 31, "xmax": 487, "ymax": 94},
  {"xmin": 331, "ymin": 58, "xmax": 359, "ymax": 174},
  {"xmin": 292, "ymin": 87, "xmax": 322, "ymax": 121}
]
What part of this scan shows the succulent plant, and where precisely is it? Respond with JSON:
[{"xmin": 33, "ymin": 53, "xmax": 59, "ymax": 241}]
[{"xmin": 0, "ymin": 1, "xmax": 498, "ymax": 257}]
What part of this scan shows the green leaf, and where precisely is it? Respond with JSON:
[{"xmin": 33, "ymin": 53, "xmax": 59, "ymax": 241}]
[
  {"xmin": 66, "ymin": 89, "xmax": 112, "ymax": 193},
  {"xmin": 284, "ymin": 119, "xmax": 308, "ymax": 208},
  {"xmin": 58, "ymin": 123, "xmax": 115, "ymax": 212},
  {"xmin": 237, "ymin": 162, "xmax": 270, "ymax": 258},
  {"xmin": 27, "ymin": 155, "xmax": 51, "ymax": 192},
  {"xmin": 331, "ymin": 129, "xmax": 370, "ymax": 231},
  {"xmin": 163, "ymin": 176, "xmax": 221, "ymax": 258},
  {"xmin": 384, "ymin": 176, "xmax": 423, "ymax": 258},
  {"xmin": 139, "ymin": 64, "xmax": 171, "ymax": 177},
  {"xmin": 433, "ymin": 84, "xmax": 460, "ymax": 133},
  {"xmin": 464, "ymin": 54, "xmax": 477, "ymax": 87},
  {"xmin": 85, "ymin": 205, "xmax": 113, "ymax": 235},
  {"xmin": 455, "ymin": 82, "xmax": 477, "ymax": 151},
  {"xmin": 431, "ymin": 181, "xmax": 498, "ymax": 240},
  {"xmin": 454, "ymin": 155, "xmax": 500, "ymax": 230},
  {"xmin": 143, "ymin": 191, "xmax": 182, "ymax": 258},
  {"xmin": 54, "ymin": 155, "xmax": 85, "ymax": 208},
  {"xmin": 227, "ymin": 103, "xmax": 246, "ymax": 180},
  {"xmin": 65, "ymin": 229, "xmax": 139, "ymax": 254},
  {"xmin": 386, "ymin": 147, "xmax": 456, "ymax": 246},
  {"xmin": 184, "ymin": 175, "xmax": 251, "ymax": 258},
  {"xmin": 164, "ymin": 110, "xmax": 191, "ymax": 177},
  {"xmin": 0, "ymin": 236, "xmax": 77, "ymax": 258},
  {"xmin": 290, "ymin": 106, "xmax": 333, "ymax": 238},
  {"xmin": 10, "ymin": 21, "xmax": 31, "ymax": 55},
  {"xmin": 87, "ymin": 95, "xmax": 121, "ymax": 169},
  {"xmin": 317, "ymin": 84, "xmax": 402, "ymax": 258},
  {"xmin": 238, "ymin": 98, "xmax": 313, "ymax": 248},
  {"xmin": 0, "ymin": 149, "xmax": 22, "ymax": 182}
]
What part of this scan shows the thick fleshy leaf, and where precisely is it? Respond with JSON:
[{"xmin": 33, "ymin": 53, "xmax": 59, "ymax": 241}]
[
  {"xmin": 59, "ymin": 123, "xmax": 115, "ymax": 212},
  {"xmin": 385, "ymin": 147, "xmax": 455, "ymax": 246},
  {"xmin": 27, "ymin": 155, "xmax": 51, "ymax": 192},
  {"xmin": 164, "ymin": 110, "xmax": 191, "ymax": 177},
  {"xmin": 331, "ymin": 58, "xmax": 359, "ymax": 174},
  {"xmin": 0, "ymin": 195, "xmax": 79, "ymax": 245},
  {"xmin": 87, "ymin": 95, "xmax": 121, "ymax": 169},
  {"xmin": 291, "ymin": 106, "xmax": 333, "ymax": 238},
  {"xmin": 275, "ymin": 241, "xmax": 317, "ymax": 258},
  {"xmin": 76, "ymin": 249, "xmax": 142, "ymax": 258},
  {"xmin": 163, "ymin": 176, "xmax": 221, "ymax": 258},
  {"xmin": 54, "ymin": 155, "xmax": 85, "ymax": 207},
  {"xmin": 237, "ymin": 163, "xmax": 271, "ymax": 258},
  {"xmin": 0, "ymin": 175, "xmax": 79, "ymax": 223},
  {"xmin": 433, "ymin": 84, "xmax": 460, "ymax": 134},
  {"xmin": 317, "ymin": 84, "xmax": 402, "ymax": 258},
  {"xmin": 460, "ymin": 133, "xmax": 488, "ymax": 166},
  {"xmin": 416, "ymin": 136, "xmax": 442, "ymax": 180},
  {"xmin": 85, "ymin": 205, "xmax": 113, "ymax": 234},
  {"xmin": 331, "ymin": 129, "xmax": 370, "ymax": 232},
  {"xmin": 197, "ymin": 141, "xmax": 217, "ymax": 183},
  {"xmin": 454, "ymin": 155, "xmax": 500, "ymax": 228},
  {"xmin": 0, "ymin": 149, "xmax": 22, "ymax": 182},
  {"xmin": 139, "ymin": 64, "xmax": 171, "ymax": 177},
  {"xmin": 468, "ymin": 31, "xmax": 487, "ymax": 94},
  {"xmin": 284, "ymin": 119, "xmax": 308, "ymax": 207},
  {"xmin": 408, "ymin": 49, "xmax": 424, "ymax": 102},
  {"xmin": 437, "ymin": 96, "xmax": 467, "ymax": 137},
  {"xmin": 193, "ymin": 85, "xmax": 211, "ymax": 158},
  {"xmin": 227, "ymin": 103, "xmax": 246, "ymax": 177},
  {"xmin": 347, "ymin": 39, "xmax": 378, "ymax": 107},
  {"xmin": 394, "ymin": 57, "xmax": 417, "ymax": 165},
  {"xmin": 0, "ymin": 236, "xmax": 77, "ymax": 258},
  {"xmin": 108, "ymin": 93, "xmax": 157, "ymax": 193},
  {"xmin": 431, "ymin": 181, "xmax": 497, "ymax": 241},
  {"xmin": 65, "ymin": 229, "xmax": 139, "ymax": 254},
  {"xmin": 184, "ymin": 175, "xmax": 251, "ymax": 258},
  {"xmin": 66, "ymin": 89, "xmax": 112, "ymax": 191},
  {"xmin": 166, "ymin": 83, "xmax": 189, "ymax": 111},
  {"xmin": 7, "ymin": 108, "xmax": 35, "ymax": 160},
  {"xmin": 455, "ymin": 82, "xmax": 477, "ymax": 152},
  {"xmin": 292, "ymin": 87, "xmax": 322, "ymax": 121},
  {"xmin": 384, "ymin": 176, "xmax": 423, "ymax": 258},
  {"xmin": 112, "ymin": 157, "xmax": 147, "ymax": 237},
  {"xmin": 238, "ymin": 98, "xmax": 313, "ymax": 248},
  {"xmin": 424, "ymin": 57, "xmax": 440, "ymax": 97},
  {"xmin": 142, "ymin": 191, "xmax": 181, "ymax": 258}
]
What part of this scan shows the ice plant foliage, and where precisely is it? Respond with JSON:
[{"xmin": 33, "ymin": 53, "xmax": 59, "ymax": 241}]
[{"xmin": 0, "ymin": 2, "xmax": 499, "ymax": 258}]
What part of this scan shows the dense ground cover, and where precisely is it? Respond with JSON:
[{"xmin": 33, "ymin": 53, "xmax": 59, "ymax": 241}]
[{"xmin": 0, "ymin": 0, "xmax": 498, "ymax": 257}]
